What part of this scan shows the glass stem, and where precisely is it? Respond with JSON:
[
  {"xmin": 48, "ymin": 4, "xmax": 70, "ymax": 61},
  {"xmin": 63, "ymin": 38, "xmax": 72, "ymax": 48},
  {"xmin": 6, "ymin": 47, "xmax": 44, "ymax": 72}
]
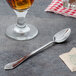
[
  {"xmin": 14, "ymin": 9, "xmax": 29, "ymax": 28},
  {"xmin": 17, "ymin": 17, "xmax": 25, "ymax": 28},
  {"xmin": 63, "ymin": 0, "xmax": 69, "ymax": 8},
  {"xmin": 13, "ymin": 9, "xmax": 31, "ymax": 34}
]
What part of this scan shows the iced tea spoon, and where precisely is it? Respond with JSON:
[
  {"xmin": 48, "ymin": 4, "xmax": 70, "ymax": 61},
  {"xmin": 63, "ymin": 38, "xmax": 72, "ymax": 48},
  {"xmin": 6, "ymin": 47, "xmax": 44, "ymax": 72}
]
[{"xmin": 4, "ymin": 28, "xmax": 71, "ymax": 70}]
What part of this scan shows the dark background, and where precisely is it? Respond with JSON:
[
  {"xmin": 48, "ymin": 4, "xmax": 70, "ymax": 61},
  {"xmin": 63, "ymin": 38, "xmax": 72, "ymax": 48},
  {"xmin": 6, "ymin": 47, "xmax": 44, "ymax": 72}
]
[{"xmin": 0, "ymin": 0, "xmax": 76, "ymax": 76}]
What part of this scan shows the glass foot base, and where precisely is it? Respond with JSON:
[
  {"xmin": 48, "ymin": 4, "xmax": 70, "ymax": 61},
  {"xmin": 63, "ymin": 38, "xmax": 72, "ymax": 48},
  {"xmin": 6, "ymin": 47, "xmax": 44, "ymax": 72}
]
[{"xmin": 6, "ymin": 24, "xmax": 38, "ymax": 40}]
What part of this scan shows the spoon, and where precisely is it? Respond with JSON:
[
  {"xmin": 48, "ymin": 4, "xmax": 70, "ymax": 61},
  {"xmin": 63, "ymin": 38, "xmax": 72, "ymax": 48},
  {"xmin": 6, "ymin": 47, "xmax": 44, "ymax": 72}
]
[{"xmin": 4, "ymin": 28, "xmax": 71, "ymax": 70}]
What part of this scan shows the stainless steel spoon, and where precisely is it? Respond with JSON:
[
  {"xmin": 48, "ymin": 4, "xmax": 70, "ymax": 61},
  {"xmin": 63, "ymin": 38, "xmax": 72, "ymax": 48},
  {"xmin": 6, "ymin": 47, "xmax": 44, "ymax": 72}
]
[{"xmin": 4, "ymin": 28, "xmax": 71, "ymax": 70}]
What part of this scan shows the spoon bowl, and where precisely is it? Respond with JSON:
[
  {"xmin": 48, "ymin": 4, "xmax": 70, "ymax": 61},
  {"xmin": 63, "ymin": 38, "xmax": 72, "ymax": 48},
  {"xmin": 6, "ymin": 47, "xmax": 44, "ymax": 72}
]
[{"xmin": 53, "ymin": 28, "xmax": 71, "ymax": 43}]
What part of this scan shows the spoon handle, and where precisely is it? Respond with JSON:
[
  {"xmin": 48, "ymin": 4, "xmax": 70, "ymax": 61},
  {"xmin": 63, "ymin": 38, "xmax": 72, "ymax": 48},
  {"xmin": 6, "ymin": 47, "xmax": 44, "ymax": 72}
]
[{"xmin": 4, "ymin": 41, "xmax": 54, "ymax": 69}]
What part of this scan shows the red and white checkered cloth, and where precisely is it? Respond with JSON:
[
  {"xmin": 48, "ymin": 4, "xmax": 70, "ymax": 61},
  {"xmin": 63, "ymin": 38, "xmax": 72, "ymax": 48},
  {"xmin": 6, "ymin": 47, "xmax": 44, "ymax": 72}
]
[{"xmin": 45, "ymin": 0, "xmax": 76, "ymax": 18}]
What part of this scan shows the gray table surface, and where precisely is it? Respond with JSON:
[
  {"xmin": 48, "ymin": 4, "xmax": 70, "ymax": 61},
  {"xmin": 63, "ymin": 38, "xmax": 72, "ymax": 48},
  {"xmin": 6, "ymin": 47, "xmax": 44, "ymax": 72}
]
[{"xmin": 0, "ymin": 0, "xmax": 76, "ymax": 76}]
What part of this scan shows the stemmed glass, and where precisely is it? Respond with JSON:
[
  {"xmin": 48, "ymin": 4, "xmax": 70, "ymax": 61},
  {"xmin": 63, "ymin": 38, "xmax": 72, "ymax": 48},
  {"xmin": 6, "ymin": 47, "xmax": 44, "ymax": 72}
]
[
  {"xmin": 63, "ymin": 0, "xmax": 76, "ymax": 8},
  {"xmin": 6, "ymin": 0, "xmax": 38, "ymax": 40}
]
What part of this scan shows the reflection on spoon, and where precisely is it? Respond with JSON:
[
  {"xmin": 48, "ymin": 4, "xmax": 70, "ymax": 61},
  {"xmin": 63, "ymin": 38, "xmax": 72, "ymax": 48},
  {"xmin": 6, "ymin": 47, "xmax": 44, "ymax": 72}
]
[{"xmin": 4, "ymin": 28, "xmax": 71, "ymax": 70}]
